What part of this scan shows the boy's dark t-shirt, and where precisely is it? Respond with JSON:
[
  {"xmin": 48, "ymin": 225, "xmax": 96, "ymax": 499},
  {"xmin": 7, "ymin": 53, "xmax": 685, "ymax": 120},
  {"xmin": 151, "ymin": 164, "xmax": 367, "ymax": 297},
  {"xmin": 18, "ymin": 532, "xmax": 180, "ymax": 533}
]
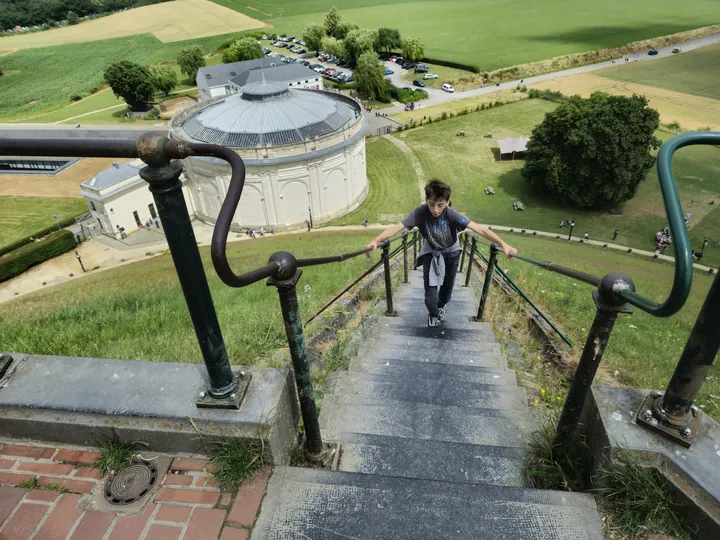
[{"xmin": 402, "ymin": 205, "xmax": 470, "ymax": 250}]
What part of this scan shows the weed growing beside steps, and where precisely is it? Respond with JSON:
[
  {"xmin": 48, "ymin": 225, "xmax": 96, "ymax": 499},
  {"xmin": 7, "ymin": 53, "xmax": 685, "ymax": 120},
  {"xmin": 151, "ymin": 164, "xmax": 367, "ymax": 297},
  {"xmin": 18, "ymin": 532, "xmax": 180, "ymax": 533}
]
[
  {"xmin": 94, "ymin": 433, "xmax": 148, "ymax": 476},
  {"xmin": 205, "ymin": 437, "xmax": 272, "ymax": 492},
  {"xmin": 16, "ymin": 477, "xmax": 71, "ymax": 493}
]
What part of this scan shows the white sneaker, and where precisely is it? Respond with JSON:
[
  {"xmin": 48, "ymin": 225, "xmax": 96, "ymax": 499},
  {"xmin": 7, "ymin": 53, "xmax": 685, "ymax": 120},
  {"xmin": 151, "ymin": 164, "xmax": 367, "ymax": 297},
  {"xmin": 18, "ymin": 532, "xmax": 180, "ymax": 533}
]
[
  {"xmin": 438, "ymin": 307, "xmax": 445, "ymax": 320},
  {"xmin": 428, "ymin": 314, "xmax": 440, "ymax": 327}
]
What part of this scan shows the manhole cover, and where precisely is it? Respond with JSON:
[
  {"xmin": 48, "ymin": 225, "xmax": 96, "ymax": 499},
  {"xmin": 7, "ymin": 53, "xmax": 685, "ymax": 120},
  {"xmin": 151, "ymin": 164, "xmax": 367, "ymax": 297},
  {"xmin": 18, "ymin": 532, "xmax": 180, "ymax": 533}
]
[{"xmin": 104, "ymin": 461, "xmax": 158, "ymax": 505}]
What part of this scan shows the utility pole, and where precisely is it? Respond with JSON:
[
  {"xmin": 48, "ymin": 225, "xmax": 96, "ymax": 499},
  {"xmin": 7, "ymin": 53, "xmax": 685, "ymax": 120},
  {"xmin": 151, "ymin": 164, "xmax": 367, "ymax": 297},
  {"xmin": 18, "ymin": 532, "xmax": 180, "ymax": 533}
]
[
  {"xmin": 568, "ymin": 220, "xmax": 575, "ymax": 241},
  {"xmin": 53, "ymin": 214, "xmax": 60, "ymax": 231},
  {"xmin": 74, "ymin": 250, "xmax": 86, "ymax": 273},
  {"xmin": 308, "ymin": 206, "xmax": 313, "ymax": 230}
]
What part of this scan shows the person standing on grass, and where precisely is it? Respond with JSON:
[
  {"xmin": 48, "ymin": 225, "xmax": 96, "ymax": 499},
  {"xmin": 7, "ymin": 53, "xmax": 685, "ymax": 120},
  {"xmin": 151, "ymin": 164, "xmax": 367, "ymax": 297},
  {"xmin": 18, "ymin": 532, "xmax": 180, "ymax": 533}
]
[
  {"xmin": 364, "ymin": 218, "xmax": 369, "ymax": 228},
  {"xmin": 613, "ymin": 229, "xmax": 618, "ymax": 241},
  {"xmin": 365, "ymin": 180, "xmax": 517, "ymax": 327},
  {"xmin": 584, "ymin": 232, "xmax": 590, "ymax": 241}
]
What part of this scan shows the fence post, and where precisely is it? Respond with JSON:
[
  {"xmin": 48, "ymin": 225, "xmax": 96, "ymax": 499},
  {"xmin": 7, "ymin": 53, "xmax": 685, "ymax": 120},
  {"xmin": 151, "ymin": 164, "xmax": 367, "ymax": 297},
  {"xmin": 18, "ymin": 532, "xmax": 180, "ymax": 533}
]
[
  {"xmin": 139, "ymin": 159, "xmax": 240, "ymax": 404},
  {"xmin": 464, "ymin": 236, "xmax": 477, "ymax": 287},
  {"xmin": 412, "ymin": 230, "xmax": 418, "ymax": 270},
  {"xmin": 382, "ymin": 241, "xmax": 395, "ymax": 315},
  {"xmin": 476, "ymin": 243, "xmax": 499, "ymax": 321},
  {"xmin": 459, "ymin": 234, "xmax": 467, "ymax": 273},
  {"xmin": 267, "ymin": 251, "xmax": 323, "ymax": 456},
  {"xmin": 402, "ymin": 233, "xmax": 409, "ymax": 284},
  {"xmin": 552, "ymin": 273, "xmax": 634, "ymax": 453}
]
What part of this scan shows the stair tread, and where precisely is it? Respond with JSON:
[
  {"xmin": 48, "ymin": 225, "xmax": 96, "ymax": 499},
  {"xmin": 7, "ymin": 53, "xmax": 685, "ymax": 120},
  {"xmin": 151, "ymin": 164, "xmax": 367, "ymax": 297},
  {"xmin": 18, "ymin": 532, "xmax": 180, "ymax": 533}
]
[
  {"xmin": 373, "ymin": 325, "xmax": 496, "ymax": 342},
  {"xmin": 357, "ymin": 349, "xmax": 506, "ymax": 368},
  {"xmin": 348, "ymin": 358, "xmax": 517, "ymax": 385},
  {"xmin": 253, "ymin": 467, "xmax": 604, "ymax": 540}
]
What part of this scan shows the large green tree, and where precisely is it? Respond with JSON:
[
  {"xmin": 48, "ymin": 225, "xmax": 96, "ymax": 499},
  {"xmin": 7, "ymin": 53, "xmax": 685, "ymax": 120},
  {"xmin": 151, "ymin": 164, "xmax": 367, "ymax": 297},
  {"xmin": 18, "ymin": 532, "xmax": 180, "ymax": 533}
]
[
  {"xmin": 66, "ymin": 10, "xmax": 79, "ymax": 24},
  {"xmin": 151, "ymin": 66, "xmax": 177, "ymax": 96},
  {"xmin": 222, "ymin": 37, "xmax": 263, "ymax": 64},
  {"xmin": 375, "ymin": 28, "xmax": 401, "ymax": 53},
  {"xmin": 177, "ymin": 46, "xmax": 205, "ymax": 80},
  {"xmin": 334, "ymin": 21, "xmax": 358, "ymax": 39},
  {"xmin": 104, "ymin": 60, "xmax": 154, "ymax": 110},
  {"xmin": 324, "ymin": 6, "xmax": 341, "ymax": 38},
  {"xmin": 320, "ymin": 36, "xmax": 345, "ymax": 59},
  {"xmin": 354, "ymin": 51, "xmax": 391, "ymax": 102},
  {"xmin": 344, "ymin": 28, "xmax": 377, "ymax": 64},
  {"xmin": 401, "ymin": 37, "xmax": 425, "ymax": 61},
  {"xmin": 522, "ymin": 93, "xmax": 661, "ymax": 209},
  {"xmin": 303, "ymin": 24, "xmax": 325, "ymax": 53}
]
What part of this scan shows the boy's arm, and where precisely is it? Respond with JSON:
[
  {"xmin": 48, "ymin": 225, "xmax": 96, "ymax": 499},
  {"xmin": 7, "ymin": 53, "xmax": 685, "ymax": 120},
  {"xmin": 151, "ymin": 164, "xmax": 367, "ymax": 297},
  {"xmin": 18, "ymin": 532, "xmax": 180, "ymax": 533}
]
[
  {"xmin": 466, "ymin": 222, "xmax": 517, "ymax": 259},
  {"xmin": 365, "ymin": 222, "xmax": 405, "ymax": 257}
]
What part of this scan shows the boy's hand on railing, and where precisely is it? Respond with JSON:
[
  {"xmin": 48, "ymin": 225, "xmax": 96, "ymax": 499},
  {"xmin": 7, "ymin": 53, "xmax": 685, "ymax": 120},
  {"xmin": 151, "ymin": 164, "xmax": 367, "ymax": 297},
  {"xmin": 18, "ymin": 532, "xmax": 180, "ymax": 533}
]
[
  {"xmin": 365, "ymin": 238, "xmax": 379, "ymax": 258},
  {"xmin": 502, "ymin": 243, "xmax": 517, "ymax": 259}
]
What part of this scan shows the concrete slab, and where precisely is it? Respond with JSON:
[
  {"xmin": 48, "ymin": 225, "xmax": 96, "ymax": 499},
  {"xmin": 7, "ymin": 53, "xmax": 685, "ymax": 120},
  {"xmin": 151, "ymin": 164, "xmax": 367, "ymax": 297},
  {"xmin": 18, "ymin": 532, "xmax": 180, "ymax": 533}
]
[
  {"xmin": 348, "ymin": 358, "xmax": 517, "ymax": 385},
  {"xmin": 587, "ymin": 384, "xmax": 720, "ymax": 538},
  {"xmin": 0, "ymin": 353, "xmax": 297, "ymax": 464}
]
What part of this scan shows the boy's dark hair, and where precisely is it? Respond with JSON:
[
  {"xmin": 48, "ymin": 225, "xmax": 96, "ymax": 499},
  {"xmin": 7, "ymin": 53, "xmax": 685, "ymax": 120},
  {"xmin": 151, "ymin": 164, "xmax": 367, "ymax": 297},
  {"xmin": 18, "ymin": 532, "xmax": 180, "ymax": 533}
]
[{"xmin": 425, "ymin": 180, "xmax": 451, "ymax": 201}]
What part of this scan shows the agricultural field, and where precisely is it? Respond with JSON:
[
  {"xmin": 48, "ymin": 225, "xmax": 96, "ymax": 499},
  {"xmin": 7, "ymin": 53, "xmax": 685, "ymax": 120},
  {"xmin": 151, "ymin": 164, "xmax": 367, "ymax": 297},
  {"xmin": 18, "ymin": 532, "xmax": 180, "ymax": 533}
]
[
  {"xmin": 211, "ymin": 0, "xmax": 720, "ymax": 70},
  {"xmin": 0, "ymin": 197, "xmax": 87, "ymax": 251},
  {"xmin": 0, "ymin": 0, "xmax": 266, "ymax": 51},
  {"xmin": 484, "ymin": 233, "xmax": 719, "ymax": 419},
  {"xmin": 0, "ymin": 230, "xmax": 380, "ymax": 365}
]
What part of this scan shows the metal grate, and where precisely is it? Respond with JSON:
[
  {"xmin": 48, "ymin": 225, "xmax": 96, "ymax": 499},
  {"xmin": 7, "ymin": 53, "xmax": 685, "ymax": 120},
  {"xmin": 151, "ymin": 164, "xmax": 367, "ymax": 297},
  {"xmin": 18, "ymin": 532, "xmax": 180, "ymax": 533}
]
[{"xmin": 104, "ymin": 461, "xmax": 158, "ymax": 505}]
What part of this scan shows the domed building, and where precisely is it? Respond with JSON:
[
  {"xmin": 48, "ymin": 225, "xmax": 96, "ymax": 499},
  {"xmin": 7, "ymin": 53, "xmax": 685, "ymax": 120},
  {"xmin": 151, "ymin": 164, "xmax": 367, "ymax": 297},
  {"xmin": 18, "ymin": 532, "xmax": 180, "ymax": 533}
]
[{"xmin": 169, "ymin": 81, "xmax": 368, "ymax": 230}]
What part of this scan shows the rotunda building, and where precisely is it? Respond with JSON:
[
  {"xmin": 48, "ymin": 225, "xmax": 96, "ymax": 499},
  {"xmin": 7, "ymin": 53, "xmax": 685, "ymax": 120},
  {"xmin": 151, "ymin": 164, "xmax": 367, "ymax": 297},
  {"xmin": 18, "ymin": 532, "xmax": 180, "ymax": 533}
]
[{"xmin": 169, "ymin": 82, "xmax": 368, "ymax": 230}]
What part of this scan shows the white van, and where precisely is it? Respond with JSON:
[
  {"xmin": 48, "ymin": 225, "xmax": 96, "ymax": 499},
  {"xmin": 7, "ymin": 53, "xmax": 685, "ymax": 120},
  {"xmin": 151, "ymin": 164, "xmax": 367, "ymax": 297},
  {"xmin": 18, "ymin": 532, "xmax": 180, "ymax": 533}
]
[{"xmin": 442, "ymin": 83, "xmax": 455, "ymax": 93}]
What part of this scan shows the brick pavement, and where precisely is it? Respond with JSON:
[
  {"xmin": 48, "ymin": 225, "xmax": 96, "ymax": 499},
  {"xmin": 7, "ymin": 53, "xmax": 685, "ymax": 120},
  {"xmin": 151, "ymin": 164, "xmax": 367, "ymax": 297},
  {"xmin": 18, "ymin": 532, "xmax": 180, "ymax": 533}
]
[{"xmin": 0, "ymin": 441, "xmax": 271, "ymax": 539}]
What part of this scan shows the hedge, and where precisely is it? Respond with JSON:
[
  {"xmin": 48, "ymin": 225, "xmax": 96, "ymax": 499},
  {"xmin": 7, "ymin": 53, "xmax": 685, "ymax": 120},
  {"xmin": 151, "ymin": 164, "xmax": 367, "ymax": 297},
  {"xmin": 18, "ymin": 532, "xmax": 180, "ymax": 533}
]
[
  {"xmin": 0, "ymin": 230, "xmax": 77, "ymax": 283},
  {"xmin": 0, "ymin": 216, "xmax": 78, "ymax": 257}
]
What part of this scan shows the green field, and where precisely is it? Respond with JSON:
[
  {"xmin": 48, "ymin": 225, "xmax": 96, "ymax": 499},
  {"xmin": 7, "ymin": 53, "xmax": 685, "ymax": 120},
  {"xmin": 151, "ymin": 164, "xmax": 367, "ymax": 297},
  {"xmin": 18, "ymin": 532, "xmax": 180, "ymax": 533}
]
[
  {"xmin": 0, "ymin": 33, "xmax": 244, "ymax": 121},
  {"xmin": 0, "ymin": 197, "xmax": 87, "ymax": 250},
  {"xmin": 483, "ymin": 233, "xmax": 719, "ymax": 418},
  {"xmin": 328, "ymin": 137, "xmax": 419, "ymax": 226},
  {"xmin": 389, "ymin": 99, "xmax": 720, "ymax": 265},
  {"xmin": 212, "ymin": 0, "xmax": 719, "ymax": 69},
  {"xmin": 598, "ymin": 43, "xmax": 720, "ymax": 100},
  {"xmin": 0, "ymin": 231, "xmax": 382, "ymax": 365}
]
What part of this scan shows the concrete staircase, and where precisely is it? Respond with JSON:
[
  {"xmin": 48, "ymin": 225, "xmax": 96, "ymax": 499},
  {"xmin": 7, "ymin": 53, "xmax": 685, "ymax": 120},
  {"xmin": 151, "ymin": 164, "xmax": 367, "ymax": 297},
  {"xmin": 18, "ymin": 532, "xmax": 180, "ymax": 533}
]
[{"xmin": 252, "ymin": 271, "xmax": 604, "ymax": 539}]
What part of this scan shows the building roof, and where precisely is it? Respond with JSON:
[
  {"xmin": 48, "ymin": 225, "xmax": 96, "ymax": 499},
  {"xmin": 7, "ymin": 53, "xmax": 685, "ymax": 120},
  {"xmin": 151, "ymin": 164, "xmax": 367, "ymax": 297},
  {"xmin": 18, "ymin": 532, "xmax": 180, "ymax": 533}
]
[
  {"xmin": 81, "ymin": 161, "xmax": 141, "ymax": 191},
  {"xmin": 498, "ymin": 137, "xmax": 530, "ymax": 154},
  {"xmin": 173, "ymin": 83, "xmax": 361, "ymax": 148},
  {"xmin": 197, "ymin": 58, "xmax": 278, "ymax": 88},
  {"xmin": 231, "ymin": 63, "xmax": 319, "ymax": 87}
]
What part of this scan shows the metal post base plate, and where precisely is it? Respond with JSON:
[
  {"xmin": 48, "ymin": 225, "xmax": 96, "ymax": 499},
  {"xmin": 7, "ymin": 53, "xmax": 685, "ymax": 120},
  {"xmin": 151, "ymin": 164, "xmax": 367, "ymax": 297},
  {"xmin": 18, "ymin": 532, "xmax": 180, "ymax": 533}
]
[
  {"xmin": 196, "ymin": 372, "xmax": 251, "ymax": 410},
  {"xmin": 634, "ymin": 392, "xmax": 702, "ymax": 449}
]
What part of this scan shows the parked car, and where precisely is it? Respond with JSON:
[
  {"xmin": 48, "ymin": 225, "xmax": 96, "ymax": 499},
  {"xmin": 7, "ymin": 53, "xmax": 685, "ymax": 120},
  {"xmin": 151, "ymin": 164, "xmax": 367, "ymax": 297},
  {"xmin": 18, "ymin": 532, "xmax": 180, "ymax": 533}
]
[
  {"xmin": 424, "ymin": 73, "xmax": 438, "ymax": 80},
  {"xmin": 287, "ymin": 36, "xmax": 295, "ymax": 41},
  {"xmin": 672, "ymin": 48, "xmax": 681, "ymax": 53},
  {"xmin": 648, "ymin": 49, "xmax": 659, "ymax": 55},
  {"xmin": 302, "ymin": 61, "xmax": 311, "ymax": 66},
  {"xmin": 262, "ymin": 34, "xmax": 268, "ymax": 40},
  {"xmin": 299, "ymin": 40, "xmax": 306, "ymax": 46},
  {"xmin": 313, "ymin": 66, "xmax": 325, "ymax": 73},
  {"xmin": 394, "ymin": 57, "xmax": 404, "ymax": 64},
  {"xmin": 414, "ymin": 64, "xmax": 429, "ymax": 73},
  {"xmin": 345, "ymin": 76, "xmax": 354, "ymax": 83},
  {"xmin": 413, "ymin": 79, "xmax": 425, "ymax": 87},
  {"xmin": 324, "ymin": 68, "xmax": 336, "ymax": 75},
  {"xmin": 385, "ymin": 68, "xmax": 394, "ymax": 75},
  {"xmin": 389, "ymin": 56, "xmax": 397, "ymax": 61},
  {"xmin": 403, "ymin": 62, "xmax": 417, "ymax": 70},
  {"xmin": 262, "ymin": 48, "xmax": 271, "ymax": 55},
  {"xmin": 298, "ymin": 49, "xmax": 306, "ymax": 54},
  {"xmin": 442, "ymin": 83, "xmax": 455, "ymax": 93}
]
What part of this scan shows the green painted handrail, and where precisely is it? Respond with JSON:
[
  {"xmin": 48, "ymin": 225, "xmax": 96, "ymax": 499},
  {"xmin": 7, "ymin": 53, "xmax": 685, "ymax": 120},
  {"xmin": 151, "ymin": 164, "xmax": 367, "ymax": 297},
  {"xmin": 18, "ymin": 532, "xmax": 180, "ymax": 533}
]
[{"xmin": 620, "ymin": 132, "xmax": 720, "ymax": 317}]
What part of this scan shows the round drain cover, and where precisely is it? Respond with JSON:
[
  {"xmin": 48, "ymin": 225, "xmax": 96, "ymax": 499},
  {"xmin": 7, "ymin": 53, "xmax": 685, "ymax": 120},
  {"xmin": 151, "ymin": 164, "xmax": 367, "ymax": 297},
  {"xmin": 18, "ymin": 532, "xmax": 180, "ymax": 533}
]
[{"xmin": 104, "ymin": 461, "xmax": 158, "ymax": 505}]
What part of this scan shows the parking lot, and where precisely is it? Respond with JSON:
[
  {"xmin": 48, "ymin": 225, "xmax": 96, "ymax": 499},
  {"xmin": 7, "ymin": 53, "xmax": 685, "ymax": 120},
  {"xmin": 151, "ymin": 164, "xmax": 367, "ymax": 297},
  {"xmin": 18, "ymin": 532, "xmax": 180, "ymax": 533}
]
[{"xmin": 261, "ymin": 34, "xmax": 355, "ymax": 84}]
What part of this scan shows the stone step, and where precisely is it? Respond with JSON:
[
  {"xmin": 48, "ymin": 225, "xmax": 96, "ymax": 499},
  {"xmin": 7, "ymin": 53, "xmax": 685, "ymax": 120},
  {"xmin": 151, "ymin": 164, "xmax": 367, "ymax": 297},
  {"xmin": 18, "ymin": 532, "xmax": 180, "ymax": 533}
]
[
  {"xmin": 357, "ymin": 345, "xmax": 505, "ymax": 368},
  {"xmin": 319, "ymin": 400, "xmax": 533, "ymax": 447},
  {"xmin": 364, "ymin": 336, "xmax": 497, "ymax": 356},
  {"xmin": 376, "ymin": 315, "xmax": 489, "ymax": 331},
  {"xmin": 373, "ymin": 325, "xmax": 496, "ymax": 344},
  {"xmin": 333, "ymin": 432, "xmax": 526, "ymax": 487},
  {"xmin": 326, "ymin": 371, "xmax": 528, "ymax": 411},
  {"xmin": 253, "ymin": 467, "xmax": 605, "ymax": 540},
  {"xmin": 348, "ymin": 358, "xmax": 517, "ymax": 386}
]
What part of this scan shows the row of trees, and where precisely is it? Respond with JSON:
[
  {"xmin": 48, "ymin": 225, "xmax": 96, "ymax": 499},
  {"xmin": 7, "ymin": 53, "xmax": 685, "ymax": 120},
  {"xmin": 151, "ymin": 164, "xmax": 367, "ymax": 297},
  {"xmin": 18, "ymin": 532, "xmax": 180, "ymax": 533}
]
[{"xmin": 0, "ymin": 0, "xmax": 170, "ymax": 32}]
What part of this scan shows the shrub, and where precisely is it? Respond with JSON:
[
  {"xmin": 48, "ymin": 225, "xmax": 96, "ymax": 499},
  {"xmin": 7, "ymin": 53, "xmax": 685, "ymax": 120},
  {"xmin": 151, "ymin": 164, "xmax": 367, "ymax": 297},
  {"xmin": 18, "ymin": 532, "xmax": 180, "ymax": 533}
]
[
  {"xmin": 528, "ymin": 88, "xmax": 566, "ymax": 103},
  {"xmin": 441, "ymin": 111, "xmax": 448, "ymax": 120},
  {"xmin": 70, "ymin": 95, "xmax": 82, "ymax": 101},
  {"xmin": 390, "ymin": 87, "xmax": 427, "ymax": 103},
  {"xmin": 0, "ymin": 230, "xmax": 76, "ymax": 283},
  {"xmin": 421, "ymin": 57, "xmax": 479, "ymax": 73},
  {"xmin": 0, "ymin": 216, "xmax": 77, "ymax": 257}
]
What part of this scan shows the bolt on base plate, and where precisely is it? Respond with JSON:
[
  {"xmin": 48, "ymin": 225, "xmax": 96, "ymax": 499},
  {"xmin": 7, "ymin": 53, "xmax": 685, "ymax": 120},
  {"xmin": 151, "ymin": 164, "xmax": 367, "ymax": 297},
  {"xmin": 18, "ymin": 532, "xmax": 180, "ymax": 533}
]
[
  {"xmin": 196, "ymin": 372, "xmax": 251, "ymax": 409},
  {"xmin": 634, "ymin": 392, "xmax": 702, "ymax": 449}
]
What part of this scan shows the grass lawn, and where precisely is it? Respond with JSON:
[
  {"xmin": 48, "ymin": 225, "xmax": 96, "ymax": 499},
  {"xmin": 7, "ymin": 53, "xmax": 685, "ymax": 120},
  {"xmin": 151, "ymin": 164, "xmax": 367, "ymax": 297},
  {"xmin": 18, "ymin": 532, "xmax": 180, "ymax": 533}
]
[
  {"xmin": 400, "ymin": 64, "xmax": 476, "ymax": 90},
  {"xmin": 483, "ymin": 233, "xmax": 719, "ymax": 419},
  {"xmin": 211, "ymin": 0, "xmax": 719, "ymax": 70},
  {"xmin": 0, "ymin": 197, "xmax": 87, "ymax": 250},
  {"xmin": 393, "ymin": 99, "xmax": 720, "ymax": 265},
  {"xmin": 392, "ymin": 89, "xmax": 527, "ymax": 124},
  {"xmin": 597, "ymin": 43, "xmax": 720, "ymax": 100},
  {"xmin": 0, "ymin": 230, "xmax": 380, "ymax": 366},
  {"xmin": 326, "ymin": 137, "xmax": 419, "ymax": 226}
]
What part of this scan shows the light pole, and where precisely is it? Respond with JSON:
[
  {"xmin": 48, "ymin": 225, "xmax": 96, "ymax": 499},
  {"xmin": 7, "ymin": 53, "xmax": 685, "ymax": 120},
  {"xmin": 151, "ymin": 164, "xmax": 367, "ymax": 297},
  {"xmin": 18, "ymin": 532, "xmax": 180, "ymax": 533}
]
[
  {"xmin": 568, "ymin": 220, "xmax": 575, "ymax": 241},
  {"xmin": 74, "ymin": 250, "xmax": 86, "ymax": 273},
  {"xmin": 308, "ymin": 206, "xmax": 313, "ymax": 230},
  {"xmin": 52, "ymin": 214, "xmax": 60, "ymax": 231}
]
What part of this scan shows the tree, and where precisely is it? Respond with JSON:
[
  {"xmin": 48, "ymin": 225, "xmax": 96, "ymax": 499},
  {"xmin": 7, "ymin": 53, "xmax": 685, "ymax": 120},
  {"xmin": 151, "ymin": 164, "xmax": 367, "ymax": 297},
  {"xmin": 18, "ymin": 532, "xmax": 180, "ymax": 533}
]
[
  {"xmin": 344, "ymin": 28, "xmax": 377, "ymax": 64},
  {"xmin": 66, "ymin": 10, "xmax": 79, "ymax": 25},
  {"xmin": 522, "ymin": 93, "xmax": 661, "ymax": 209},
  {"xmin": 324, "ymin": 6, "xmax": 341, "ymax": 38},
  {"xmin": 320, "ymin": 36, "xmax": 345, "ymax": 59},
  {"xmin": 151, "ymin": 66, "xmax": 178, "ymax": 96},
  {"xmin": 354, "ymin": 51, "xmax": 391, "ymax": 102},
  {"xmin": 104, "ymin": 61, "xmax": 155, "ymax": 110},
  {"xmin": 334, "ymin": 21, "xmax": 358, "ymax": 39},
  {"xmin": 303, "ymin": 24, "xmax": 325, "ymax": 53},
  {"xmin": 177, "ymin": 46, "xmax": 205, "ymax": 80},
  {"xmin": 375, "ymin": 28, "xmax": 401, "ymax": 53},
  {"xmin": 222, "ymin": 37, "xmax": 263, "ymax": 64},
  {"xmin": 401, "ymin": 36, "xmax": 425, "ymax": 61}
]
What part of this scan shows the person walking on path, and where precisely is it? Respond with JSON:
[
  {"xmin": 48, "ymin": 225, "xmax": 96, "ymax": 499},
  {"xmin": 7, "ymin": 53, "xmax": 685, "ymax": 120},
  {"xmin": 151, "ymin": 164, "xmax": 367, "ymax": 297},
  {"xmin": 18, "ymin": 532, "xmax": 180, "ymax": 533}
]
[
  {"xmin": 306, "ymin": 219, "xmax": 311, "ymax": 231},
  {"xmin": 584, "ymin": 232, "xmax": 590, "ymax": 241},
  {"xmin": 271, "ymin": 225, "xmax": 275, "ymax": 235},
  {"xmin": 613, "ymin": 229, "xmax": 618, "ymax": 241},
  {"xmin": 154, "ymin": 218, "xmax": 160, "ymax": 228},
  {"xmin": 364, "ymin": 218, "xmax": 369, "ymax": 228},
  {"xmin": 366, "ymin": 180, "xmax": 517, "ymax": 327}
]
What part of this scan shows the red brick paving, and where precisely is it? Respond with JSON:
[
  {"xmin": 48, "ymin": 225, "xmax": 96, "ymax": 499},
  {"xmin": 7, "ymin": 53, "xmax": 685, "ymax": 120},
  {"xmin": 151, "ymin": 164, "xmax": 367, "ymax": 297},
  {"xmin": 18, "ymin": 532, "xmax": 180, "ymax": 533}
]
[{"xmin": 0, "ymin": 444, "xmax": 273, "ymax": 539}]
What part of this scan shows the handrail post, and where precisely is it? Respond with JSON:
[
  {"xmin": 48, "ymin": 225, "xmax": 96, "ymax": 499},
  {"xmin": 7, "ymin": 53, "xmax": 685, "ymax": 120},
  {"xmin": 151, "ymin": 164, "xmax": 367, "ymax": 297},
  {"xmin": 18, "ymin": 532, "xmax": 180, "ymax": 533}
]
[
  {"xmin": 402, "ymin": 233, "xmax": 409, "ymax": 284},
  {"xmin": 476, "ymin": 243, "xmax": 499, "ymax": 321},
  {"xmin": 552, "ymin": 273, "xmax": 635, "ymax": 453},
  {"xmin": 459, "ymin": 234, "xmax": 467, "ymax": 273},
  {"xmin": 267, "ymin": 251, "xmax": 323, "ymax": 457},
  {"xmin": 635, "ymin": 267, "xmax": 720, "ymax": 447},
  {"xmin": 412, "ymin": 230, "xmax": 418, "ymax": 270},
  {"xmin": 139, "ymin": 159, "xmax": 240, "ymax": 405},
  {"xmin": 464, "ymin": 236, "xmax": 477, "ymax": 287},
  {"xmin": 382, "ymin": 241, "xmax": 396, "ymax": 315}
]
